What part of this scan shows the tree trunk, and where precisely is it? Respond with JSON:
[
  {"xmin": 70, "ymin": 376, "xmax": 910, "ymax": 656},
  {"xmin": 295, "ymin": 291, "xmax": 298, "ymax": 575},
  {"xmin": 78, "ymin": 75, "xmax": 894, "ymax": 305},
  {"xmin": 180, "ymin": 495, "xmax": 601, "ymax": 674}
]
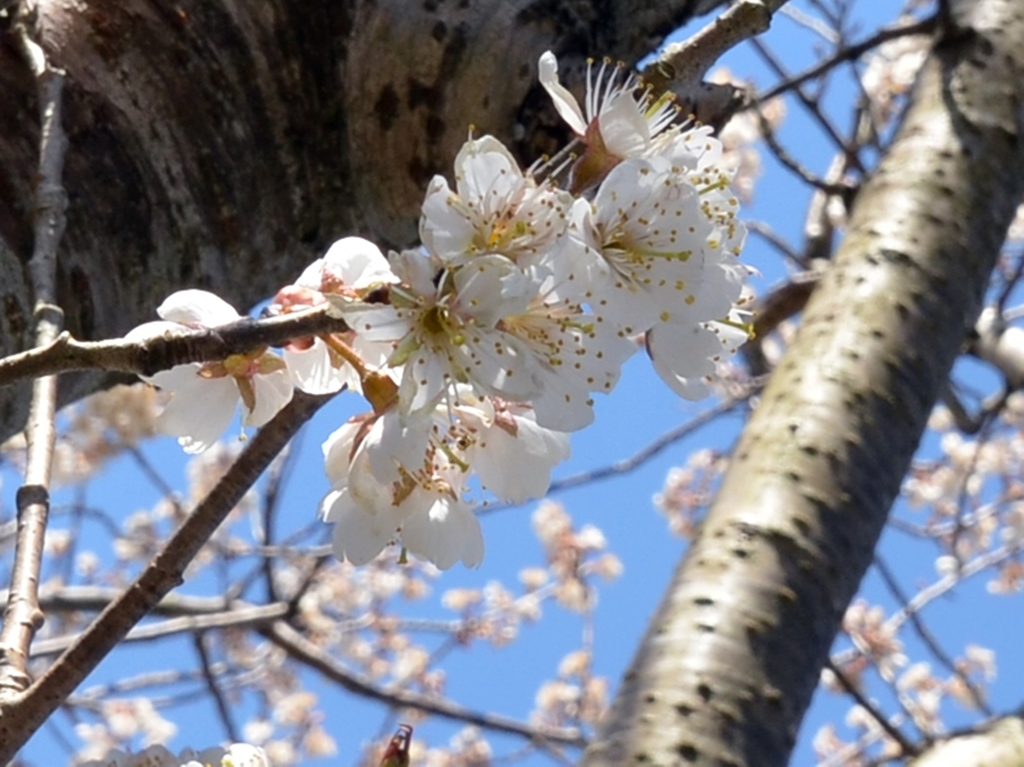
[
  {"xmin": 582, "ymin": 1, "xmax": 1024, "ymax": 765},
  {"xmin": 910, "ymin": 717, "xmax": 1024, "ymax": 767},
  {"xmin": 0, "ymin": 0, "xmax": 721, "ymax": 441}
]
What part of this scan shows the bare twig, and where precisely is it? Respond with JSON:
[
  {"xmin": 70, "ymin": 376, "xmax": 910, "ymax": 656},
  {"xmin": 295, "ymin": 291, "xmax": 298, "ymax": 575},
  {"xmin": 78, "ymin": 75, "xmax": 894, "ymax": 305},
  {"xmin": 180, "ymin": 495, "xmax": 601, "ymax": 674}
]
[
  {"xmin": 749, "ymin": 36, "xmax": 866, "ymax": 174},
  {"xmin": 194, "ymin": 632, "xmax": 241, "ymax": 742},
  {"xmin": 755, "ymin": 110, "xmax": 852, "ymax": 195},
  {"xmin": 874, "ymin": 556, "xmax": 992, "ymax": 716},
  {"xmin": 262, "ymin": 620, "xmax": 588, "ymax": 748},
  {"xmin": 0, "ymin": 305, "xmax": 349, "ymax": 388},
  {"xmin": 260, "ymin": 445, "xmax": 300, "ymax": 603},
  {"xmin": 0, "ymin": 14, "xmax": 69, "ymax": 695},
  {"xmin": 0, "ymin": 391, "xmax": 332, "ymax": 760},
  {"xmin": 824, "ymin": 657, "xmax": 919, "ymax": 757},
  {"xmin": 756, "ymin": 16, "xmax": 937, "ymax": 104}
]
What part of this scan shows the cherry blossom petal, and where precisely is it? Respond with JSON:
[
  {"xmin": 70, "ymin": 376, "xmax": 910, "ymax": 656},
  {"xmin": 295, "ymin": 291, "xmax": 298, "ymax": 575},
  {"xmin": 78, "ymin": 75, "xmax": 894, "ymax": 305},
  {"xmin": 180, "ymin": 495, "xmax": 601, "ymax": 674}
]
[
  {"xmin": 322, "ymin": 488, "xmax": 403, "ymax": 566},
  {"xmin": 154, "ymin": 371, "xmax": 239, "ymax": 454},
  {"xmin": 284, "ymin": 338, "xmax": 350, "ymax": 395},
  {"xmin": 156, "ymin": 290, "xmax": 241, "ymax": 328},
  {"xmin": 244, "ymin": 367, "xmax": 294, "ymax": 427},
  {"xmin": 647, "ymin": 319, "xmax": 748, "ymax": 400},
  {"xmin": 538, "ymin": 51, "xmax": 588, "ymax": 135},
  {"xmin": 470, "ymin": 412, "xmax": 570, "ymax": 503},
  {"xmin": 401, "ymin": 496, "xmax": 484, "ymax": 570}
]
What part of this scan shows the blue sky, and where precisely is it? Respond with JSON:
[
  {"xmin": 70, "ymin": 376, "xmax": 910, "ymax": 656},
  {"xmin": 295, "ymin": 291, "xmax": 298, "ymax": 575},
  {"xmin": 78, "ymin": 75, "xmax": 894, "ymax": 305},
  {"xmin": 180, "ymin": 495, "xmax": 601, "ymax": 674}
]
[{"xmin": 6, "ymin": 1, "xmax": 1024, "ymax": 765}]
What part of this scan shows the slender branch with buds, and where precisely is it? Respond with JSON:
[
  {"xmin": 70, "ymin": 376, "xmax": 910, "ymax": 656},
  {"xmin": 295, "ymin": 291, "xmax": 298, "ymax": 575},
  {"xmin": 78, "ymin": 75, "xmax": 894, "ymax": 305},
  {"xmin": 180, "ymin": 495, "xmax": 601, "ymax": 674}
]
[{"xmin": 0, "ymin": 14, "xmax": 69, "ymax": 697}]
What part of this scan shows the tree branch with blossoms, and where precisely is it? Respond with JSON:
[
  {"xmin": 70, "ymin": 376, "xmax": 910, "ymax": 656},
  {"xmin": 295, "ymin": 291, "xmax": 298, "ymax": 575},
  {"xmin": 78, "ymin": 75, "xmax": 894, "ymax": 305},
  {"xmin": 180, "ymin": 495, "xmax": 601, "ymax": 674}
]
[
  {"xmin": 262, "ymin": 620, "xmax": 588, "ymax": 749},
  {"xmin": 0, "ymin": 391, "xmax": 332, "ymax": 761},
  {"xmin": 0, "ymin": 39, "xmax": 758, "ymax": 759}
]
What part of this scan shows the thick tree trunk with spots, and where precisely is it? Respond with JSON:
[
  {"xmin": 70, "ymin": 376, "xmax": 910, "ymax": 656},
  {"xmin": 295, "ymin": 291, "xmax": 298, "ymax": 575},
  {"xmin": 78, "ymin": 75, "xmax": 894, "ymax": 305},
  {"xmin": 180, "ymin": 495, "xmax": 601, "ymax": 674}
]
[{"xmin": 581, "ymin": 1, "xmax": 1024, "ymax": 765}]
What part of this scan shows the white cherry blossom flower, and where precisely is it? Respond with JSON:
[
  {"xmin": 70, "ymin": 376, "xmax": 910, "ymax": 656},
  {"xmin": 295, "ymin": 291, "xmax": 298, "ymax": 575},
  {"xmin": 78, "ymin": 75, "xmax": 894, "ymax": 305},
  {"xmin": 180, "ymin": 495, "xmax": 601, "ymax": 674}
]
[
  {"xmin": 127, "ymin": 291, "xmax": 293, "ymax": 454},
  {"xmin": 538, "ymin": 50, "xmax": 678, "ymax": 191},
  {"xmin": 500, "ymin": 267, "xmax": 637, "ymax": 431},
  {"xmin": 570, "ymin": 156, "xmax": 714, "ymax": 334},
  {"xmin": 80, "ymin": 744, "xmax": 269, "ymax": 767},
  {"xmin": 185, "ymin": 744, "xmax": 271, "ymax": 767},
  {"xmin": 447, "ymin": 393, "xmax": 571, "ymax": 503},
  {"xmin": 651, "ymin": 125, "xmax": 747, "ymax": 259},
  {"xmin": 420, "ymin": 135, "xmax": 572, "ymax": 267},
  {"xmin": 320, "ymin": 410, "xmax": 424, "ymax": 566},
  {"xmin": 319, "ymin": 385, "xmax": 572, "ymax": 567},
  {"xmin": 342, "ymin": 250, "xmax": 541, "ymax": 414},
  {"xmin": 269, "ymin": 237, "xmax": 397, "ymax": 395},
  {"xmin": 399, "ymin": 466, "xmax": 484, "ymax": 569},
  {"xmin": 320, "ymin": 407, "xmax": 484, "ymax": 568},
  {"xmin": 647, "ymin": 310, "xmax": 750, "ymax": 400}
]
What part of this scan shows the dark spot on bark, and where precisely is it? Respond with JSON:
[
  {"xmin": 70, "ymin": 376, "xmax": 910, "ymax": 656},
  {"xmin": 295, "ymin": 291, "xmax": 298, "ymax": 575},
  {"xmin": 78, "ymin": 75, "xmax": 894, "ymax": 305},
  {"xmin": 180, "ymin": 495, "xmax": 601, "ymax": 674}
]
[
  {"xmin": 407, "ymin": 78, "xmax": 437, "ymax": 110},
  {"xmin": 423, "ymin": 0, "xmax": 439, "ymax": 9},
  {"xmin": 697, "ymin": 683, "xmax": 712, "ymax": 701},
  {"xmin": 374, "ymin": 84, "xmax": 400, "ymax": 132},
  {"xmin": 482, "ymin": 94, "xmax": 490, "ymax": 109},
  {"xmin": 69, "ymin": 265, "xmax": 96, "ymax": 339},
  {"xmin": 458, "ymin": 0, "xmax": 469, "ymax": 7},
  {"xmin": 408, "ymin": 156, "xmax": 433, "ymax": 188},
  {"xmin": 4, "ymin": 294, "xmax": 27, "ymax": 343},
  {"xmin": 438, "ymin": 22, "xmax": 470, "ymax": 80},
  {"xmin": 432, "ymin": 20, "xmax": 447, "ymax": 41},
  {"xmin": 425, "ymin": 114, "xmax": 446, "ymax": 144},
  {"xmin": 677, "ymin": 743, "xmax": 699, "ymax": 761},
  {"xmin": 675, "ymin": 703, "xmax": 693, "ymax": 716}
]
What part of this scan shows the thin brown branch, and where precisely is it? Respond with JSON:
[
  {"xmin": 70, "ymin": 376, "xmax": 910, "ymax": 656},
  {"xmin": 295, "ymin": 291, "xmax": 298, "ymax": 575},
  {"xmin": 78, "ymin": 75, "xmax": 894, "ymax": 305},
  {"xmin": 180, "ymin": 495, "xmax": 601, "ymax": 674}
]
[
  {"xmin": 756, "ymin": 16, "xmax": 938, "ymax": 105},
  {"xmin": 0, "ymin": 305, "xmax": 349, "ymax": 388},
  {"xmin": 260, "ymin": 445, "xmax": 299, "ymax": 603},
  {"xmin": 0, "ymin": 390, "xmax": 331, "ymax": 760},
  {"xmin": 824, "ymin": 658, "xmax": 919, "ymax": 757},
  {"xmin": 0, "ymin": 14, "xmax": 69, "ymax": 696},
  {"xmin": 758, "ymin": 108, "xmax": 854, "ymax": 196},
  {"xmin": 749, "ymin": 36, "xmax": 866, "ymax": 174},
  {"xmin": 873, "ymin": 556, "xmax": 992, "ymax": 716},
  {"xmin": 194, "ymin": 632, "xmax": 241, "ymax": 743},
  {"xmin": 262, "ymin": 620, "xmax": 588, "ymax": 749}
]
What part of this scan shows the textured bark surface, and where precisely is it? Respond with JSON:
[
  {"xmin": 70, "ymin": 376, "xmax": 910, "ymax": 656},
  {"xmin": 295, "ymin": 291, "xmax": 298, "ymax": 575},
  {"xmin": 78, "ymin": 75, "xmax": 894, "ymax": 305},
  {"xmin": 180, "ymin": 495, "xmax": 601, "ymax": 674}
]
[
  {"xmin": 0, "ymin": 0, "xmax": 720, "ymax": 441},
  {"xmin": 910, "ymin": 717, "xmax": 1024, "ymax": 767},
  {"xmin": 581, "ymin": 1, "xmax": 1024, "ymax": 765}
]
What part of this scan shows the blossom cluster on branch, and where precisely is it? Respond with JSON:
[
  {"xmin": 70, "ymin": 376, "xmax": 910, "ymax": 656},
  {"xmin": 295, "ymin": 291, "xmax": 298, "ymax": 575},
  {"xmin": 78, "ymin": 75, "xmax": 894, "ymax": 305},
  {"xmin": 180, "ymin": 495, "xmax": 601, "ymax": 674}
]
[
  {"xmin": 80, "ymin": 742, "xmax": 269, "ymax": 767},
  {"xmin": 129, "ymin": 52, "xmax": 751, "ymax": 571}
]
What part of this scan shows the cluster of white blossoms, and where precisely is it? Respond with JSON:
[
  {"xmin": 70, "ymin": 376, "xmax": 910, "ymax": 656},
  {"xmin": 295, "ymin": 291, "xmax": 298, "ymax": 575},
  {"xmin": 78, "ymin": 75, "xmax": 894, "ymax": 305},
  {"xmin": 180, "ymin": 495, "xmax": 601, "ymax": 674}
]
[
  {"xmin": 131, "ymin": 51, "xmax": 751, "ymax": 570},
  {"xmin": 81, "ymin": 742, "xmax": 269, "ymax": 767}
]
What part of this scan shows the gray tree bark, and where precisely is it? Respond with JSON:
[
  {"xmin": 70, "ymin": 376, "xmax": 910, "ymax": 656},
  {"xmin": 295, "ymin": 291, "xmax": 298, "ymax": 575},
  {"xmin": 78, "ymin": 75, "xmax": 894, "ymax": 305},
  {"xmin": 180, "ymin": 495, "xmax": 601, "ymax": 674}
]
[
  {"xmin": 0, "ymin": 0, "xmax": 721, "ymax": 441},
  {"xmin": 581, "ymin": 0, "xmax": 1024, "ymax": 765},
  {"xmin": 910, "ymin": 717, "xmax": 1024, "ymax": 767}
]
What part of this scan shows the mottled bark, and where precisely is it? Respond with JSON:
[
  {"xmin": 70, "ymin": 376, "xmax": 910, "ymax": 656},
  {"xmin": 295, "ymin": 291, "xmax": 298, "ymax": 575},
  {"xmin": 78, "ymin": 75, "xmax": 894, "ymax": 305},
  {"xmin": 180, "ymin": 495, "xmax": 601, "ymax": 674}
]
[
  {"xmin": 910, "ymin": 717, "xmax": 1024, "ymax": 767},
  {"xmin": 582, "ymin": 1, "xmax": 1024, "ymax": 765},
  {"xmin": 0, "ymin": 0, "xmax": 721, "ymax": 441}
]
